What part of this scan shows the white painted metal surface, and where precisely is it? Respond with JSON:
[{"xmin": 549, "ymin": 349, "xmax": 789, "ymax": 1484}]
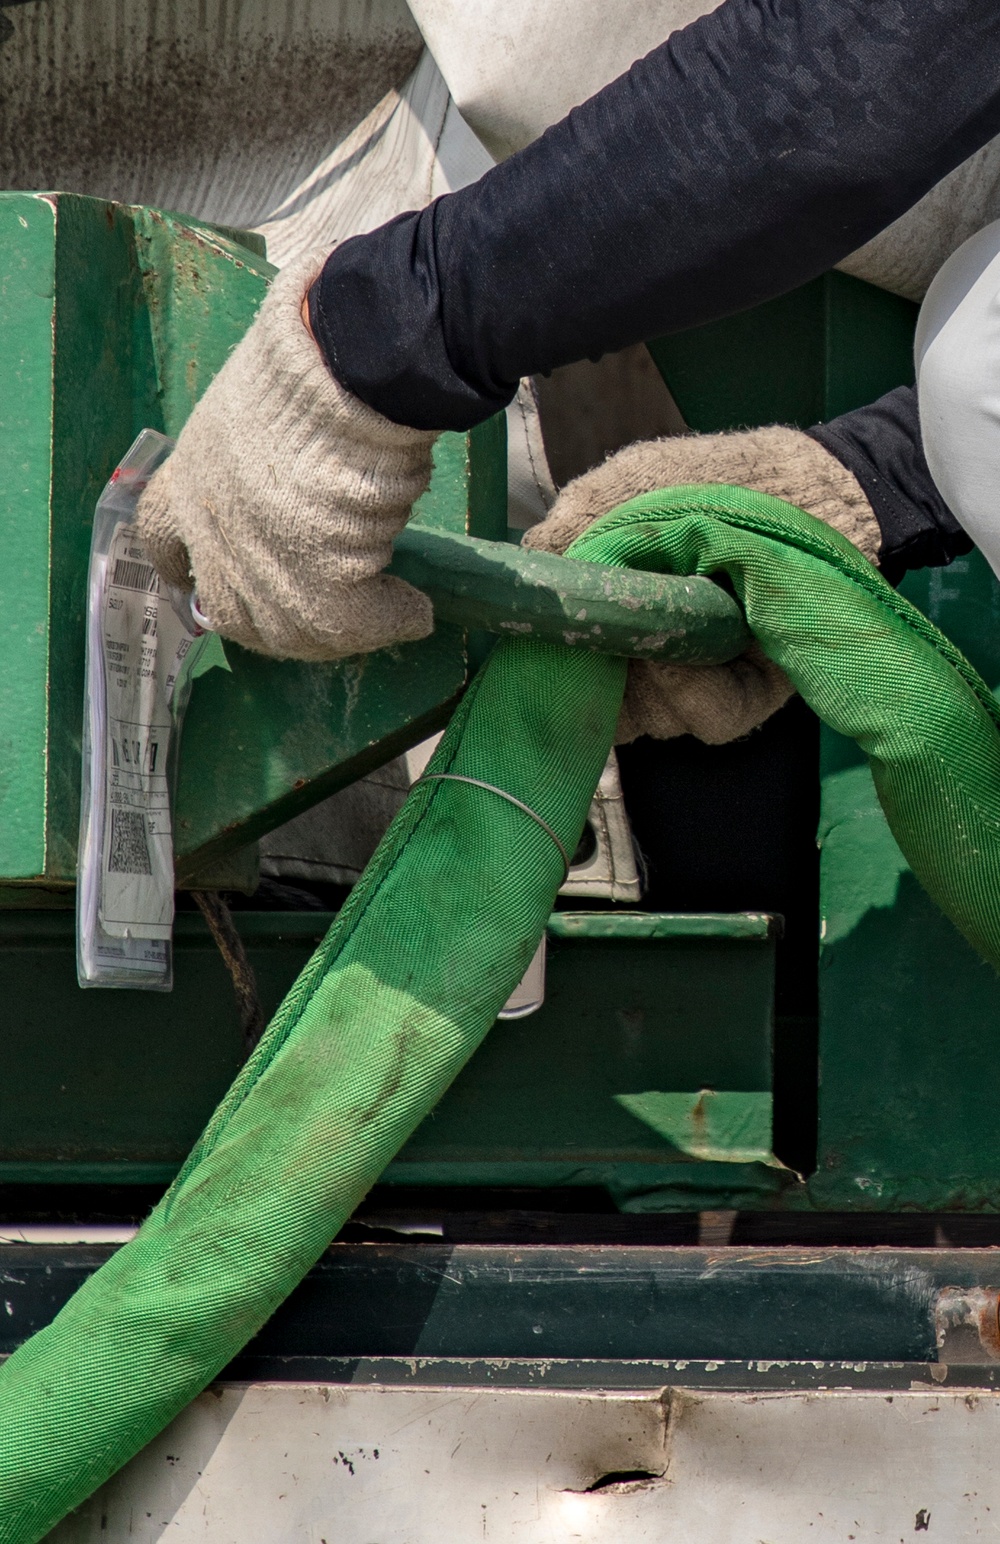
[{"xmin": 49, "ymin": 1381, "xmax": 1000, "ymax": 1541}]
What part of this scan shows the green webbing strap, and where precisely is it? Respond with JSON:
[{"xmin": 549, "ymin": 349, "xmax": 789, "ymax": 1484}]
[
  {"xmin": 570, "ymin": 485, "xmax": 1000, "ymax": 972},
  {"xmin": 2, "ymin": 484, "xmax": 1000, "ymax": 1541},
  {"xmin": 0, "ymin": 637, "xmax": 626, "ymax": 1544}
]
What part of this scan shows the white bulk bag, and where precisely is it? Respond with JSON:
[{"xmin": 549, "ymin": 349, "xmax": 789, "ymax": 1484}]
[{"xmin": 409, "ymin": 0, "xmax": 1000, "ymax": 302}]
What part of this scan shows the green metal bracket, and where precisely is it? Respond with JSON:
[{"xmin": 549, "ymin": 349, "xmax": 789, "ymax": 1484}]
[
  {"xmin": 1, "ymin": 190, "xmax": 753, "ymax": 888},
  {"xmin": 0, "ymin": 192, "xmax": 498, "ymax": 886}
]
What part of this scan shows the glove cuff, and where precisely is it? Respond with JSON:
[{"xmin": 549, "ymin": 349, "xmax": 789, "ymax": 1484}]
[
  {"xmin": 238, "ymin": 250, "xmax": 439, "ymax": 461},
  {"xmin": 523, "ymin": 424, "xmax": 881, "ymax": 565}
]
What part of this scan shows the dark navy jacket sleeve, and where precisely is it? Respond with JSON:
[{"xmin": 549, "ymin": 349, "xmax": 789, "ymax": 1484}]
[
  {"xmin": 809, "ymin": 389, "xmax": 972, "ymax": 581},
  {"xmin": 311, "ymin": 0, "xmax": 1000, "ymax": 434}
]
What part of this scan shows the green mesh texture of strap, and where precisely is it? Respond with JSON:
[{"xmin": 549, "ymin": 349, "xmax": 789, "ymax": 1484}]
[
  {"xmin": 570, "ymin": 485, "xmax": 1000, "ymax": 971},
  {"xmin": 1, "ymin": 483, "xmax": 999, "ymax": 1540},
  {"xmin": 0, "ymin": 637, "xmax": 625, "ymax": 1542}
]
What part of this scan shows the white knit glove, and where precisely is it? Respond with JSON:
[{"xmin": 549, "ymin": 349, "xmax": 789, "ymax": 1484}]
[
  {"xmin": 522, "ymin": 426, "xmax": 881, "ymax": 745},
  {"xmin": 137, "ymin": 252, "xmax": 437, "ymax": 661}
]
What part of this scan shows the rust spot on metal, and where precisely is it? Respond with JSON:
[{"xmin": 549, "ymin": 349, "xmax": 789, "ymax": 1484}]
[
  {"xmin": 690, "ymin": 1090, "xmax": 709, "ymax": 1139},
  {"xmin": 934, "ymin": 1285, "xmax": 1000, "ymax": 1361},
  {"xmin": 987, "ymin": 1292, "xmax": 1000, "ymax": 1358}
]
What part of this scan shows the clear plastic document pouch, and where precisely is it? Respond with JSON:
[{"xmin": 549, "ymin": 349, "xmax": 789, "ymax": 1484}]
[{"xmin": 77, "ymin": 430, "xmax": 208, "ymax": 989}]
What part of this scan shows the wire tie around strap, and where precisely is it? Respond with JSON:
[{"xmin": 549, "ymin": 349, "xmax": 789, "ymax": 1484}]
[{"xmin": 413, "ymin": 773, "xmax": 572, "ymax": 885}]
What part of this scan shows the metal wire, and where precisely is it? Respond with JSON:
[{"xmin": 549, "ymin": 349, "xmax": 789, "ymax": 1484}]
[{"xmin": 413, "ymin": 772, "xmax": 571, "ymax": 885}]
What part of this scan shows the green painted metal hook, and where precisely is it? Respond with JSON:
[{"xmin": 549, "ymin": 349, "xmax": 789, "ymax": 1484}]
[{"xmin": 390, "ymin": 526, "xmax": 750, "ymax": 665}]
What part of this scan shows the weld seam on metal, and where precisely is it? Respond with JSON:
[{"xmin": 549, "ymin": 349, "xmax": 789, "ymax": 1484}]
[{"xmin": 413, "ymin": 773, "xmax": 571, "ymax": 884}]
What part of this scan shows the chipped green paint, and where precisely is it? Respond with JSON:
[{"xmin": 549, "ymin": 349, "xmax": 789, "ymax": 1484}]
[
  {"xmin": 131, "ymin": 206, "xmax": 273, "ymax": 437},
  {"xmin": 615, "ymin": 1089, "xmax": 780, "ymax": 1166},
  {"xmin": 389, "ymin": 525, "xmax": 750, "ymax": 663}
]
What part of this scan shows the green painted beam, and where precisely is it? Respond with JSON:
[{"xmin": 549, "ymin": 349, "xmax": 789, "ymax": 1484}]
[
  {"xmin": 5, "ymin": 1243, "xmax": 992, "ymax": 1365},
  {"xmin": 0, "ymin": 194, "xmax": 57, "ymax": 880},
  {"xmin": 131, "ymin": 205, "xmax": 275, "ymax": 440},
  {"xmin": 0, "ymin": 909, "xmax": 781, "ymax": 1202},
  {"xmin": 647, "ymin": 269, "xmax": 919, "ymax": 432},
  {"xmin": 47, "ymin": 198, "xmax": 163, "ymax": 877}
]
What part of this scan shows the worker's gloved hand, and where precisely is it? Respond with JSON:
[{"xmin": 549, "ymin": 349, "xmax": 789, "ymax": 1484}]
[
  {"xmin": 137, "ymin": 252, "xmax": 438, "ymax": 661},
  {"xmin": 522, "ymin": 426, "xmax": 881, "ymax": 744}
]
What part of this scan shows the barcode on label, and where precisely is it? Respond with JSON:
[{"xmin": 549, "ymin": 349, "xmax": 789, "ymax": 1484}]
[
  {"xmin": 111, "ymin": 558, "xmax": 159, "ymax": 593},
  {"xmin": 111, "ymin": 735, "xmax": 160, "ymax": 774},
  {"xmin": 109, "ymin": 808, "xmax": 152, "ymax": 875}
]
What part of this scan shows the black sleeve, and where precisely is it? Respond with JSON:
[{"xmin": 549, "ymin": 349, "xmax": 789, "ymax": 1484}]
[
  {"xmin": 809, "ymin": 387, "xmax": 972, "ymax": 582},
  {"xmin": 310, "ymin": 0, "xmax": 1000, "ymax": 431}
]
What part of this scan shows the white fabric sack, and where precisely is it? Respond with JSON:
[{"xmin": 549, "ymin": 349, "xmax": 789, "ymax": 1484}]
[
  {"xmin": 915, "ymin": 219, "xmax": 1000, "ymax": 583},
  {"xmin": 408, "ymin": 0, "xmax": 1000, "ymax": 303},
  {"xmin": 839, "ymin": 144, "xmax": 1000, "ymax": 303},
  {"xmin": 258, "ymin": 49, "xmax": 489, "ymax": 265},
  {"xmin": 407, "ymin": 0, "xmax": 715, "ymax": 163},
  {"xmin": 0, "ymin": 0, "xmax": 423, "ymax": 231}
]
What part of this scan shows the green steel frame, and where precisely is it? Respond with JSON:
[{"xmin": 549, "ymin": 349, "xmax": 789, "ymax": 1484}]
[
  {"xmin": 0, "ymin": 910, "xmax": 780, "ymax": 1190},
  {"xmin": 0, "ymin": 193, "xmax": 490, "ymax": 885},
  {"xmin": 651, "ymin": 271, "xmax": 1000, "ymax": 1213},
  {"xmin": 4, "ymin": 1241, "xmax": 1000, "ymax": 1369},
  {"xmin": 3, "ymin": 198, "xmax": 999, "ymax": 1214}
]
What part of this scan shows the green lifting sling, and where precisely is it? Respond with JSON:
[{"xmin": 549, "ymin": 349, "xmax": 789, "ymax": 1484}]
[{"xmin": 3, "ymin": 485, "xmax": 1000, "ymax": 1543}]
